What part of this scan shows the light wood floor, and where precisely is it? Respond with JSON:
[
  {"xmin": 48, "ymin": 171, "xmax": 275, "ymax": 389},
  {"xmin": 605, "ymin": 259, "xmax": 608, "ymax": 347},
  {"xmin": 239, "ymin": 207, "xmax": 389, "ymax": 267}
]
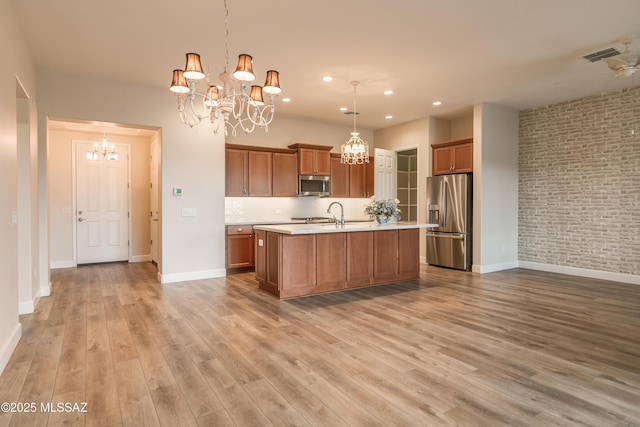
[{"xmin": 1, "ymin": 263, "xmax": 639, "ymax": 426}]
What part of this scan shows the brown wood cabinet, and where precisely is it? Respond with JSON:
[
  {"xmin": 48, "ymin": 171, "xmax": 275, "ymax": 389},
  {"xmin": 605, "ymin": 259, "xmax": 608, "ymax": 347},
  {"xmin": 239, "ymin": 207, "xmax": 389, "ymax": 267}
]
[
  {"xmin": 398, "ymin": 228, "xmax": 420, "ymax": 279},
  {"xmin": 330, "ymin": 154, "xmax": 374, "ymax": 198},
  {"xmin": 248, "ymin": 151, "xmax": 272, "ymax": 196},
  {"xmin": 225, "ymin": 149, "xmax": 248, "ymax": 196},
  {"xmin": 226, "ymin": 225, "xmax": 254, "ymax": 268},
  {"xmin": 432, "ymin": 138, "xmax": 473, "ymax": 175},
  {"xmin": 257, "ymin": 228, "xmax": 422, "ymax": 299},
  {"xmin": 225, "ymin": 148, "xmax": 272, "ymax": 196},
  {"xmin": 316, "ymin": 233, "xmax": 346, "ymax": 292},
  {"xmin": 373, "ymin": 230, "xmax": 399, "ymax": 282},
  {"xmin": 365, "ymin": 160, "xmax": 375, "ymax": 197},
  {"xmin": 350, "ymin": 161, "xmax": 376, "ymax": 198},
  {"xmin": 288, "ymin": 144, "xmax": 332, "ymax": 175},
  {"xmin": 330, "ymin": 156, "xmax": 350, "ymax": 197},
  {"xmin": 346, "ymin": 231, "xmax": 373, "ymax": 288},
  {"xmin": 272, "ymin": 151, "xmax": 298, "ymax": 197},
  {"xmin": 254, "ymin": 229, "xmax": 266, "ymax": 282}
]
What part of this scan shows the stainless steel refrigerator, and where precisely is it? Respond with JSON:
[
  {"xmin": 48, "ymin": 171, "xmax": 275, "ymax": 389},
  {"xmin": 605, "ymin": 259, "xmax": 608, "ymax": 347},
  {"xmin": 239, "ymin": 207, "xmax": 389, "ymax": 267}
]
[{"xmin": 426, "ymin": 174, "xmax": 472, "ymax": 271}]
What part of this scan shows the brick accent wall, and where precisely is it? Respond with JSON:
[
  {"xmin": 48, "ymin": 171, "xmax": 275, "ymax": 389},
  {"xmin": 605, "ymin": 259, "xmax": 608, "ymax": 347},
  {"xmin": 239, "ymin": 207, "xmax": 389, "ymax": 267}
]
[{"xmin": 519, "ymin": 86, "xmax": 640, "ymax": 275}]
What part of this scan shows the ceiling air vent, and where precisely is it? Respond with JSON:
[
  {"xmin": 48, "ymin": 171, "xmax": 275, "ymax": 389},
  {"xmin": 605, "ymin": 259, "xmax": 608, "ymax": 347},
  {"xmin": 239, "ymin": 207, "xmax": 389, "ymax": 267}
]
[{"xmin": 582, "ymin": 47, "xmax": 621, "ymax": 63}]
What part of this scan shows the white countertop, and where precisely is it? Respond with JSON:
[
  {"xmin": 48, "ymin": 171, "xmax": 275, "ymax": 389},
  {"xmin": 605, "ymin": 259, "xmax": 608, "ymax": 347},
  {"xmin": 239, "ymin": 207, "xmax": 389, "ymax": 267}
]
[{"xmin": 253, "ymin": 221, "xmax": 438, "ymax": 234}]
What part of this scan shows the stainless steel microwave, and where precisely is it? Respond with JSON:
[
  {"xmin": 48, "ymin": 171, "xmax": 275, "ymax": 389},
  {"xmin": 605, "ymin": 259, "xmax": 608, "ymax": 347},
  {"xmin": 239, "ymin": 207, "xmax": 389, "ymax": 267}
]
[{"xmin": 298, "ymin": 175, "xmax": 330, "ymax": 197}]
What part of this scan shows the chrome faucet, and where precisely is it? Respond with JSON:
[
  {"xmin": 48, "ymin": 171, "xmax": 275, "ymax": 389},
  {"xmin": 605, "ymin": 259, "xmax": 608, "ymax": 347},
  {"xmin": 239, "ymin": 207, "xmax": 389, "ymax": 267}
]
[{"xmin": 327, "ymin": 201, "xmax": 345, "ymax": 225}]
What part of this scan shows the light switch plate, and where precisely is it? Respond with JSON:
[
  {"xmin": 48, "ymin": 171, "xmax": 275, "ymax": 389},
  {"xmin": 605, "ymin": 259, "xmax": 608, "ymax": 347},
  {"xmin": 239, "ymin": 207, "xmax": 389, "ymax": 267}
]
[{"xmin": 181, "ymin": 208, "xmax": 197, "ymax": 217}]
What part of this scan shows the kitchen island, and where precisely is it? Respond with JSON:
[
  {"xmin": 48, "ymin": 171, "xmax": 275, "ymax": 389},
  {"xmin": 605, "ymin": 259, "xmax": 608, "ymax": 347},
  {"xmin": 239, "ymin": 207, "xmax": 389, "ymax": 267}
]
[{"xmin": 253, "ymin": 222, "xmax": 437, "ymax": 299}]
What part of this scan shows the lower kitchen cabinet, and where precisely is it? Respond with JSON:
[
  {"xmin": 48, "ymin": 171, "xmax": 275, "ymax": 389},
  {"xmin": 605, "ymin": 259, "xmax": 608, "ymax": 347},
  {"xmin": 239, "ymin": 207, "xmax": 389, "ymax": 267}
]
[
  {"xmin": 346, "ymin": 231, "xmax": 373, "ymax": 288},
  {"xmin": 398, "ymin": 228, "xmax": 420, "ymax": 279},
  {"xmin": 254, "ymin": 229, "xmax": 266, "ymax": 281},
  {"xmin": 226, "ymin": 225, "xmax": 254, "ymax": 268},
  {"xmin": 373, "ymin": 230, "xmax": 399, "ymax": 282},
  {"xmin": 256, "ymin": 228, "xmax": 421, "ymax": 299},
  {"xmin": 316, "ymin": 233, "xmax": 346, "ymax": 292}
]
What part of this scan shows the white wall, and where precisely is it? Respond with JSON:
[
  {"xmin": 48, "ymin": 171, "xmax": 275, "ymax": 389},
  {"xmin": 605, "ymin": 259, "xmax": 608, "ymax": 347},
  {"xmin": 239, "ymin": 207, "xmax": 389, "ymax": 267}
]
[
  {"xmin": 230, "ymin": 115, "xmax": 374, "ymax": 152},
  {"xmin": 472, "ymin": 103, "xmax": 519, "ymax": 272},
  {"xmin": 0, "ymin": 0, "xmax": 38, "ymax": 374},
  {"xmin": 37, "ymin": 70, "xmax": 225, "ymax": 284},
  {"xmin": 374, "ymin": 117, "xmax": 430, "ymax": 259}
]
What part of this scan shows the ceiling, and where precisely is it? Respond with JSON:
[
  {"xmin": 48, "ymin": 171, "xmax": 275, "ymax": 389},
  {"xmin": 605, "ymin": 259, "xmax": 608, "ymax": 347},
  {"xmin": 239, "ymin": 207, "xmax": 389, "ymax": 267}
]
[{"xmin": 10, "ymin": 0, "xmax": 640, "ymax": 133}]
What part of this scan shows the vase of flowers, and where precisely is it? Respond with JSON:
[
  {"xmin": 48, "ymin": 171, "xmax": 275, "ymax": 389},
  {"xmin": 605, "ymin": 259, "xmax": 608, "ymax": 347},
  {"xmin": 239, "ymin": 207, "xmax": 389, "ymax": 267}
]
[{"xmin": 364, "ymin": 197, "xmax": 401, "ymax": 224}]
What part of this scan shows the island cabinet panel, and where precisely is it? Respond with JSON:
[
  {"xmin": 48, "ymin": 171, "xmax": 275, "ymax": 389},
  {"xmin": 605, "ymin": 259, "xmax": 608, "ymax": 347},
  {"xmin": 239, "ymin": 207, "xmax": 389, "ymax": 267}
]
[
  {"xmin": 254, "ymin": 229, "xmax": 266, "ymax": 283},
  {"xmin": 316, "ymin": 233, "xmax": 346, "ymax": 292},
  {"xmin": 346, "ymin": 231, "xmax": 373, "ymax": 288},
  {"xmin": 255, "ymin": 225, "xmax": 426, "ymax": 299},
  {"xmin": 272, "ymin": 152, "xmax": 298, "ymax": 197},
  {"xmin": 264, "ymin": 231, "xmax": 281, "ymax": 295},
  {"xmin": 398, "ymin": 228, "xmax": 420, "ymax": 279},
  {"xmin": 279, "ymin": 234, "xmax": 317, "ymax": 299},
  {"xmin": 373, "ymin": 230, "xmax": 399, "ymax": 282}
]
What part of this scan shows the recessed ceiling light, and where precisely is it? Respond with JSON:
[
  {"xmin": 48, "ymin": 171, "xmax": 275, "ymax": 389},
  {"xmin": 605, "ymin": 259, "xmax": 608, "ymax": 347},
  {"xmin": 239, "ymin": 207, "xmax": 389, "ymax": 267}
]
[
  {"xmin": 384, "ymin": 90, "xmax": 393, "ymax": 95},
  {"xmin": 339, "ymin": 107, "xmax": 348, "ymax": 111},
  {"xmin": 385, "ymin": 115, "xmax": 393, "ymax": 119},
  {"xmin": 322, "ymin": 76, "xmax": 333, "ymax": 82},
  {"xmin": 282, "ymin": 98, "xmax": 291, "ymax": 102},
  {"xmin": 432, "ymin": 101, "xmax": 442, "ymax": 106}
]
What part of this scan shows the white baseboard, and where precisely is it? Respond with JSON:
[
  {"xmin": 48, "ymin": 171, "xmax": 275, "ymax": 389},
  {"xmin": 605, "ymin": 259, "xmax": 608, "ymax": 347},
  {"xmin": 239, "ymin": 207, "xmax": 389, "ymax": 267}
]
[
  {"xmin": 50, "ymin": 260, "xmax": 75, "ymax": 269},
  {"xmin": 472, "ymin": 260, "xmax": 519, "ymax": 274},
  {"xmin": 41, "ymin": 282, "xmax": 51, "ymax": 297},
  {"xmin": 0, "ymin": 322, "xmax": 22, "ymax": 376},
  {"xmin": 518, "ymin": 261, "xmax": 640, "ymax": 286},
  {"xmin": 130, "ymin": 254, "xmax": 151, "ymax": 263},
  {"xmin": 159, "ymin": 268, "xmax": 227, "ymax": 284},
  {"xmin": 18, "ymin": 287, "xmax": 41, "ymax": 315}
]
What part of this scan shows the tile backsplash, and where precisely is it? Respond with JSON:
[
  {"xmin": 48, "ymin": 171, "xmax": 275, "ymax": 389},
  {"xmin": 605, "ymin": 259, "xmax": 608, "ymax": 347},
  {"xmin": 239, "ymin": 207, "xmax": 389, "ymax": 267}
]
[{"xmin": 225, "ymin": 197, "xmax": 372, "ymax": 224}]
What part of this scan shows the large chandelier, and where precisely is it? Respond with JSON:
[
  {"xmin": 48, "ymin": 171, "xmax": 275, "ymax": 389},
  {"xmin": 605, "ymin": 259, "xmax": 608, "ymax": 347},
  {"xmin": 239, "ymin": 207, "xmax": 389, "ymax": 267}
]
[
  {"xmin": 169, "ymin": 0, "xmax": 281, "ymax": 137},
  {"xmin": 341, "ymin": 81, "xmax": 370, "ymax": 164}
]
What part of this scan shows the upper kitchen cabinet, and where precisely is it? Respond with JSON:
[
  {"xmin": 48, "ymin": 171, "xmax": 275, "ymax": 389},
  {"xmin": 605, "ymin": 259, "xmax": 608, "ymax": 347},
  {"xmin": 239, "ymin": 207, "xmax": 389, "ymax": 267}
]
[
  {"xmin": 330, "ymin": 155, "xmax": 350, "ymax": 198},
  {"xmin": 272, "ymin": 151, "xmax": 298, "ymax": 197},
  {"xmin": 432, "ymin": 138, "xmax": 473, "ymax": 175},
  {"xmin": 288, "ymin": 143, "xmax": 332, "ymax": 175},
  {"xmin": 248, "ymin": 150, "xmax": 273, "ymax": 196},
  {"xmin": 351, "ymin": 158, "xmax": 374, "ymax": 198},
  {"xmin": 226, "ymin": 148, "xmax": 249, "ymax": 196},
  {"xmin": 226, "ymin": 144, "xmax": 287, "ymax": 197}
]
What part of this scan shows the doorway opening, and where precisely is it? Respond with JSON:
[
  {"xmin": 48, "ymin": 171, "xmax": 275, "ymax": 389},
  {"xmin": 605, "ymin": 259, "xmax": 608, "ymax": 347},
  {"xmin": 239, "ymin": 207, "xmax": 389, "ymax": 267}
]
[
  {"xmin": 47, "ymin": 118, "xmax": 161, "ymax": 273},
  {"xmin": 397, "ymin": 149, "xmax": 418, "ymax": 221}
]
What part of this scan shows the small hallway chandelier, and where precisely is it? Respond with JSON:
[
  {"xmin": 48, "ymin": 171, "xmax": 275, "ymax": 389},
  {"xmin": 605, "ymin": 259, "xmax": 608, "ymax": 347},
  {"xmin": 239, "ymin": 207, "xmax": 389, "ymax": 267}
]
[
  {"xmin": 341, "ymin": 81, "xmax": 370, "ymax": 164},
  {"xmin": 169, "ymin": 0, "xmax": 281, "ymax": 137},
  {"xmin": 90, "ymin": 133, "xmax": 116, "ymax": 160}
]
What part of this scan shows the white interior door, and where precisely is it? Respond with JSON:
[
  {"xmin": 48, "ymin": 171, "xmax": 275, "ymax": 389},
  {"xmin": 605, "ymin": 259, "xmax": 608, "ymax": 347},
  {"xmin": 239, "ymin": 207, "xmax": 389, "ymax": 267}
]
[
  {"xmin": 150, "ymin": 138, "xmax": 159, "ymax": 264},
  {"xmin": 374, "ymin": 148, "xmax": 397, "ymax": 200},
  {"xmin": 75, "ymin": 141, "xmax": 129, "ymax": 264}
]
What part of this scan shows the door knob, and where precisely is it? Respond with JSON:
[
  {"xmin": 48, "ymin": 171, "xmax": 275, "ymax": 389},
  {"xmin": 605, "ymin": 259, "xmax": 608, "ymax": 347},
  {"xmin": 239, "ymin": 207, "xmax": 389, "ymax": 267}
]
[{"xmin": 78, "ymin": 218, "xmax": 85, "ymax": 222}]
